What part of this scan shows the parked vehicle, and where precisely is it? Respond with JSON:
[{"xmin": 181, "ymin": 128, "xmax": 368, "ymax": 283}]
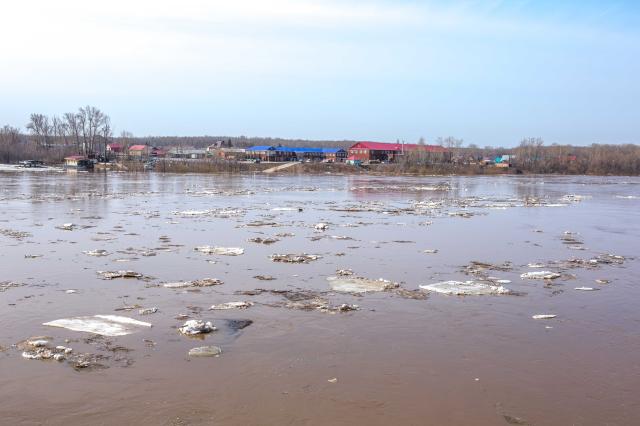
[{"xmin": 18, "ymin": 160, "xmax": 45, "ymax": 168}]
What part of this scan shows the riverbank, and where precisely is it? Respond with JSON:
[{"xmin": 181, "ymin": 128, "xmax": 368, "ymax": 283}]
[
  {"xmin": 5, "ymin": 160, "xmax": 640, "ymax": 176},
  {"xmin": 119, "ymin": 160, "xmax": 517, "ymax": 176}
]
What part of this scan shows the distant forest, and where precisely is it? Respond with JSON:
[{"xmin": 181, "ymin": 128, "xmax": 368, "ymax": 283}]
[
  {"xmin": 1, "ymin": 107, "xmax": 640, "ymax": 175},
  {"xmin": 133, "ymin": 135, "xmax": 358, "ymax": 149}
]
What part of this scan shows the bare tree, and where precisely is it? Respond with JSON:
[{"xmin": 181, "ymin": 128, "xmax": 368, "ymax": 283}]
[
  {"xmin": 435, "ymin": 136, "xmax": 464, "ymax": 160},
  {"xmin": 0, "ymin": 125, "xmax": 23, "ymax": 163},
  {"xmin": 26, "ymin": 114, "xmax": 52, "ymax": 148},
  {"xmin": 64, "ymin": 112, "xmax": 82, "ymax": 152},
  {"xmin": 67, "ymin": 106, "xmax": 111, "ymax": 155},
  {"xmin": 51, "ymin": 115, "xmax": 70, "ymax": 145},
  {"xmin": 99, "ymin": 115, "xmax": 112, "ymax": 158},
  {"xmin": 515, "ymin": 137, "xmax": 544, "ymax": 170}
]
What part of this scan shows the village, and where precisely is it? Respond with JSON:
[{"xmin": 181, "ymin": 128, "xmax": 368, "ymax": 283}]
[{"xmin": 60, "ymin": 140, "xmax": 515, "ymax": 172}]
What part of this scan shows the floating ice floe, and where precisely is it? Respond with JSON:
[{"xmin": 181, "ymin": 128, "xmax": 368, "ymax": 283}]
[
  {"xmin": 97, "ymin": 270, "xmax": 145, "ymax": 280},
  {"xmin": 163, "ymin": 278, "xmax": 223, "ymax": 288},
  {"xmin": 0, "ymin": 281, "xmax": 23, "ymax": 292},
  {"xmin": 520, "ymin": 271, "xmax": 561, "ymax": 280},
  {"xmin": 314, "ymin": 223, "xmax": 329, "ymax": 231},
  {"xmin": 84, "ymin": 249, "xmax": 109, "ymax": 257},
  {"xmin": 248, "ymin": 237, "xmax": 279, "ymax": 245},
  {"xmin": 574, "ymin": 287, "xmax": 599, "ymax": 291},
  {"xmin": 270, "ymin": 253, "xmax": 320, "ymax": 263},
  {"xmin": 173, "ymin": 209, "xmax": 244, "ymax": 218},
  {"xmin": 422, "ymin": 249, "xmax": 438, "ymax": 254},
  {"xmin": 532, "ymin": 314, "xmax": 557, "ymax": 320},
  {"xmin": 188, "ymin": 346, "xmax": 222, "ymax": 357},
  {"xmin": 194, "ymin": 246, "xmax": 244, "ymax": 256},
  {"xmin": 139, "ymin": 307, "xmax": 159, "ymax": 315},
  {"xmin": 253, "ymin": 275, "xmax": 275, "ymax": 281},
  {"xmin": 328, "ymin": 276, "xmax": 399, "ymax": 293},
  {"xmin": 330, "ymin": 235, "xmax": 353, "ymax": 240},
  {"xmin": 179, "ymin": 320, "xmax": 216, "ymax": 335},
  {"xmin": 0, "ymin": 228, "xmax": 32, "ymax": 239},
  {"xmin": 488, "ymin": 278, "xmax": 512, "ymax": 284},
  {"xmin": 209, "ymin": 301, "xmax": 253, "ymax": 310},
  {"xmin": 21, "ymin": 338, "xmax": 72, "ymax": 361},
  {"xmin": 560, "ymin": 194, "xmax": 591, "ymax": 203},
  {"xmin": 43, "ymin": 315, "xmax": 152, "ymax": 336},
  {"xmin": 419, "ymin": 280, "xmax": 511, "ymax": 296}
]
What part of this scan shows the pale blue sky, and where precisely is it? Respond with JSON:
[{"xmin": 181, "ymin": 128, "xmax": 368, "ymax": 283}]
[{"xmin": 1, "ymin": 0, "xmax": 638, "ymax": 146}]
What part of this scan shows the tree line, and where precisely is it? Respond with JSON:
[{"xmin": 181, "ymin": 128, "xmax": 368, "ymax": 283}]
[
  {"xmin": 1, "ymin": 117, "xmax": 639, "ymax": 174},
  {"xmin": 0, "ymin": 106, "xmax": 114, "ymax": 163}
]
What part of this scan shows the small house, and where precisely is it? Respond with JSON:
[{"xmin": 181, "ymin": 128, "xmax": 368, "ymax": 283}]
[
  {"xmin": 64, "ymin": 155, "xmax": 93, "ymax": 171},
  {"xmin": 321, "ymin": 148, "xmax": 347, "ymax": 162},
  {"xmin": 128, "ymin": 145, "xmax": 151, "ymax": 157},
  {"xmin": 107, "ymin": 143, "xmax": 123, "ymax": 154}
]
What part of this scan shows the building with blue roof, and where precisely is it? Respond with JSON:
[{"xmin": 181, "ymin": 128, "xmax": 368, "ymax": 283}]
[{"xmin": 245, "ymin": 146, "xmax": 347, "ymax": 162}]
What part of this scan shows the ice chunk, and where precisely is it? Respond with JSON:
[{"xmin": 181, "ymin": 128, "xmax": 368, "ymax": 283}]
[
  {"xmin": 270, "ymin": 253, "xmax": 320, "ymax": 263},
  {"xmin": 419, "ymin": 280, "xmax": 510, "ymax": 296},
  {"xmin": 84, "ymin": 249, "xmax": 109, "ymax": 257},
  {"xmin": 328, "ymin": 276, "xmax": 399, "ymax": 293},
  {"xmin": 195, "ymin": 246, "xmax": 244, "ymax": 256},
  {"xmin": 163, "ymin": 278, "xmax": 223, "ymax": 288},
  {"xmin": 209, "ymin": 301, "xmax": 253, "ymax": 310},
  {"xmin": 188, "ymin": 346, "xmax": 222, "ymax": 357},
  {"xmin": 520, "ymin": 271, "xmax": 561, "ymax": 280},
  {"xmin": 43, "ymin": 315, "xmax": 152, "ymax": 336},
  {"xmin": 532, "ymin": 314, "xmax": 557, "ymax": 320},
  {"xmin": 314, "ymin": 223, "xmax": 329, "ymax": 231},
  {"xmin": 179, "ymin": 320, "xmax": 216, "ymax": 335}
]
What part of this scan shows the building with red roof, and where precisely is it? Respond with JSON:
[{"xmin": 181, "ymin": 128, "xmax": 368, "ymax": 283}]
[
  {"xmin": 348, "ymin": 141, "xmax": 450, "ymax": 163},
  {"xmin": 106, "ymin": 143, "xmax": 123, "ymax": 153},
  {"xmin": 128, "ymin": 145, "xmax": 150, "ymax": 157}
]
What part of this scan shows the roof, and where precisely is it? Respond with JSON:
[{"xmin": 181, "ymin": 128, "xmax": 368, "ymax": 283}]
[
  {"xmin": 64, "ymin": 155, "xmax": 87, "ymax": 160},
  {"xmin": 246, "ymin": 145, "xmax": 276, "ymax": 151},
  {"xmin": 107, "ymin": 143, "xmax": 123, "ymax": 149},
  {"xmin": 129, "ymin": 145, "xmax": 148, "ymax": 151},
  {"xmin": 349, "ymin": 141, "xmax": 449, "ymax": 153},
  {"xmin": 247, "ymin": 146, "xmax": 345, "ymax": 154},
  {"xmin": 276, "ymin": 147, "xmax": 323, "ymax": 153}
]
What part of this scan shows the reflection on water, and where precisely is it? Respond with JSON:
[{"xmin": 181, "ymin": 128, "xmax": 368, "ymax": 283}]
[{"xmin": 1, "ymin": 171, "xmax": 639, "ymax": 425}]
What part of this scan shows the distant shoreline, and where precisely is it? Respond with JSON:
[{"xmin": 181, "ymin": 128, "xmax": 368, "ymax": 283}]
[{"xmin": 3, "ymin": 162, "xmax": 639, "ymax": 176}]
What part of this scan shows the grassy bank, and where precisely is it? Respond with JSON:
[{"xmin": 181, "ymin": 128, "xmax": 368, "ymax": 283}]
[{"xmin": 118, "ymin": 159, "xmax": 516, "ymax": 176}]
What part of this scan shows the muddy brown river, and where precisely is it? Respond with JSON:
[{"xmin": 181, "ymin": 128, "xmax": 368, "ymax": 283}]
[{"xmin": 1, "ymin": 171, "xmax": 639, "ymax": 425}]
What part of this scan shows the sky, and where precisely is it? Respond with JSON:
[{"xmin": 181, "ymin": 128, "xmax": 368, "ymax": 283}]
[{"xmin": 1, "ymin": 0, "xmax": 639, "ymax": 146}]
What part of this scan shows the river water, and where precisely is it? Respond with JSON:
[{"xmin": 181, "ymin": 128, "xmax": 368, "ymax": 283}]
[{"xmin": 1, "ymin": 171, "xmax": 639, "ymax": 425}]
